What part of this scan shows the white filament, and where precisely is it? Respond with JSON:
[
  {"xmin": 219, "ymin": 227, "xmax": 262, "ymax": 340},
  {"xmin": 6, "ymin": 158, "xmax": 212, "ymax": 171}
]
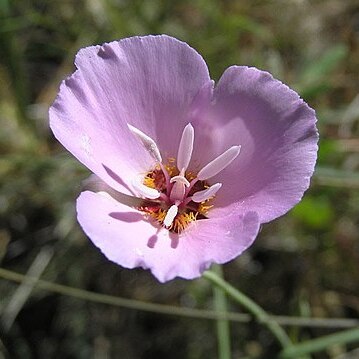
[
  {"xmin": 197, "ymin": 146, "xmax": 241, "ymax": 180},
  {"xmin": 192, "ymin": 183, "xmax": 222, "ymax": 203},
  {"xmin": 163, "ymin": 205, "xmax": 178, "ymax": 227},
  {"xmin": 128, "ymin": 124, "xmax": 162, "ymax": 162},
  {"xmin": 132, "ymin": 178, "xmax": 160, "ymax": 199},
  {"xmin": 176, "ymin": 123, "xmax": 194, "ymax": 172}
]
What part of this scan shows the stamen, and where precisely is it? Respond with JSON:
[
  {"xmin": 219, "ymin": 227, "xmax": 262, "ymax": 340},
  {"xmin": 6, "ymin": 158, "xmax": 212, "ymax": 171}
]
[
  {"xmin": 191, "ymin": 183, "xmax": 222, "ymax": 203},
  {"xmin": 132, "ymin": 178, "xmax": 161, "ymax": 199},
  {"xmin": 197, "ymin": 146, "xmax": 241, "ymax": 180},
  {"xmin": 163, "ymin": 205, "xmax": 178, "ymax": 227},
  {"xmin": 135, "ymin": 123, "xmax": 237, "ymax": 233},
  {"xmin": 128, "ymin": 124, "xmax": 162, "ymax": 162},
  {"xmin": 176, "ymin": 123, "xmax": 194, "ymax": 172}
]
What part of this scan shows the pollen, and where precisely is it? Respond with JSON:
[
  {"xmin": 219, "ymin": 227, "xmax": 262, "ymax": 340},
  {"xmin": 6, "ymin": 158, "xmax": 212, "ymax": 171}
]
[
  {"xmin": 143, "ymin": 165, "xmax": 166, "ymax": 191},
  {"xmin": 198, "ymin": 202, "xmax": 213, "ymax": 214},
  {"xmin": 173, "ymin": 212, "xmax": 198, "ymax": 233},
  {"xmin": 143, "ymin": 175, "xmax": 156, "ymax": 189},
  {"xmin": 185, "ymin": 170, "xmax": 196, "ymax": 181},
  {"xmin": 140, "ymin": 206, "xmax": 166, "ymax": 223},
  {"xmin": 142, "ymin": 206, "xmax": 199, "ymax": 233},
  {"xmin": 164, "ymin": 161, "xmax": 178, "ymax": 177}
]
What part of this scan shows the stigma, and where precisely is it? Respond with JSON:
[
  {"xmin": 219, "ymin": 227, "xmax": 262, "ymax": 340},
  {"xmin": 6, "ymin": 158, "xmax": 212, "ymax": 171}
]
[{"xmin": 129, "ymin": 123, "xmax": 241, "ymax": 233}]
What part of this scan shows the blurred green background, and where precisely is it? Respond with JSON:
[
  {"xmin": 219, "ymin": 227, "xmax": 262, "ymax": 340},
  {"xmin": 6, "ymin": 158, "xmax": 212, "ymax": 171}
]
[{"xmin": 0, "ymin": 0, "xmax": 358, "ymax": 358}]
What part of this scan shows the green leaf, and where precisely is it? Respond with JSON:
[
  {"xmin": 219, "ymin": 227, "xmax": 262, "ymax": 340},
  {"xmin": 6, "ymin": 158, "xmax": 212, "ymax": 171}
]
[
  {"xmin": 314, "ymin": 167, "xmax": 359, "ymax": 189},
  {"xmin": 296, "ymin": 44, "xmax": 348, "ymax": 98},
  {"xmin": 292, "ymin": 196, "xmax": 334, "ymax": 229},
  {"xmin": 301, "ymin": 44, "xmax": 347, "ymax": 83}
]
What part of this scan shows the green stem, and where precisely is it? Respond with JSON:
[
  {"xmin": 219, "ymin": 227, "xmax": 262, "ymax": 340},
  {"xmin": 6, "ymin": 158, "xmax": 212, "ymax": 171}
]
[
  {"xmin": 0, "ymin": 267, "xmax": 249, "ymax": 323},
  {"xmin": 279, "ymin": 327, "xmax": 359, "ymax": 358},
  {"xmin": 212, "ymin": 265, "xmax": 231, "ymax": 359},
  {"xmin": 203, "ymin": 270, "xmax": 292, "ymax": 349},
  {"xmin": 1, "ymin": 268, "xmax": 358, "ymax": 328}
]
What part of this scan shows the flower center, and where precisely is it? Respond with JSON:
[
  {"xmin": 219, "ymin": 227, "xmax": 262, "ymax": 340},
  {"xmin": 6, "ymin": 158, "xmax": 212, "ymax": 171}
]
[{"xmin": 128, "ymin": 123, "xmax": 241, "ymax": 233}]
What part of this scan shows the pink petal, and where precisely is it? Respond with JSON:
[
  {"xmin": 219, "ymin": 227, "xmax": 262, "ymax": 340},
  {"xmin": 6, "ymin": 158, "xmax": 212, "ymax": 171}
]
[
  {"xmin": 204, "ymin": 66, "xmax": 318, "ymax": 223},
  {"xmin": 77, "ymin": 191, "xmax": 260, "ymax": 282},
  {"xmin": 49, "ymin": 35, "xmax": 211, "ymax": 192}
]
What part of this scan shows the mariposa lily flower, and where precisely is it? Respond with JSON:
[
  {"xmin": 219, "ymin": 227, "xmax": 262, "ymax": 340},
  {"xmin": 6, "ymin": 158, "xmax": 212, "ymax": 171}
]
[{"xmin": 49, "ymin": 35, "xmax": 318, "ymax": 282}]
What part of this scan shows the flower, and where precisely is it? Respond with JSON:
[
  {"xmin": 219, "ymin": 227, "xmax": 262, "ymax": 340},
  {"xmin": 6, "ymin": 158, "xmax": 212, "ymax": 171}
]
[{"xmin": 49, "ymin": 35, "xmax": 318, "ymax": 282}]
